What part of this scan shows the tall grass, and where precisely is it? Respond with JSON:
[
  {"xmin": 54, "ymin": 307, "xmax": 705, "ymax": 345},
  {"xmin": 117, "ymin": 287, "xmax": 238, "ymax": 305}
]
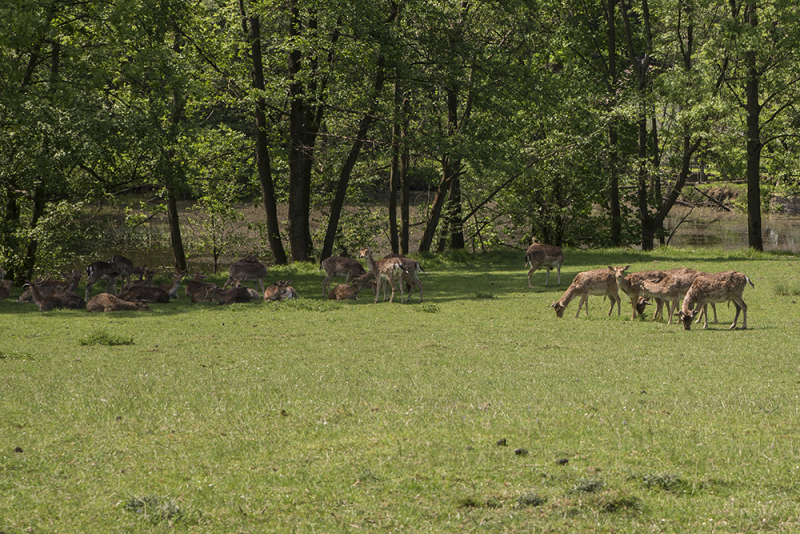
[{"xmin": 1, "ymin": 248, "xmax": 799, "ymax": 533}]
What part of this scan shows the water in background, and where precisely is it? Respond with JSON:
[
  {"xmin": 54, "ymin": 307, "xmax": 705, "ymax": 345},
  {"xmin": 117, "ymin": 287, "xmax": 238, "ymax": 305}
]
[{"xmin": 665, "ymin": 207, "xmax": 800, "ymax": 253}]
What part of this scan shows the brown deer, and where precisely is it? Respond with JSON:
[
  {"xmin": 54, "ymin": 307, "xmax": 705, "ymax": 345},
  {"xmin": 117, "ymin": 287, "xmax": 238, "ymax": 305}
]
[
  {"xmin": 206, "ymin": 284, "xmax": 254, "ymax": 305},
  {"xmin": 87, "ymin": 293, "xmax": 151, "ymax": 312},
  {"xmin": 185, "ymin": 272, "xmax": 216, "ymax": 299},
  {"xmin": 85, "ymin": 260, "xmax": 120, "ymax": 300},
  {"xmin": 320, "ymin": 256, "xmax": 366, "ymax": 296},
  {"xmin": 358, "ymin": 248, "xmax": 405, "ymax": 304},
  {"xmin": 27, "ymin": 282, "xmax": 86, "ymax": 311},
  {"xmin": 327, "ymin": 272, "xmax": 375, "ymax": 300},
  {"xmin": 118, "ymin": 286, "xmax": 170, "ymax": 304},
  {"xmin": 525, "ymin": 239, "xmax": 565, "ymax": 288},
  {"xmin": 223, "ymin": 256, "xmax": 268, "ymax": 294},
  {"xmin": 383, "ymin": 254, "xmax": 424, "ymax": 303},
  {"xmin": 159, "ymin": 271, "xmax": 185, "ymax": 299},
  {"xmin": 612, "ymin": 265, "xmax": 668, "ymax": 319},
  {"xmin": 122, "ymin": 268, "xmax": 155, "ymax": 290},
  {"xmin": 679, "ymin": 271, "xmax": 754, "ymax": 330},
  {"xmin": 17, "ymin": 270, "xmax": 82, "ymax": 303},
  {"xmin": 108, "ymin": 255, "xmax": 135, "ymax": 294},
  {"xmin": 264, "ymin": 280, "xmax": 298, "ymax": 301},
  {"xmin": 0, "ymin": 279, "xmax": 12, "ymax": 300},
  {"xmin": 551, "ymin": 269, "xmax": 621, "ymax": 318}
]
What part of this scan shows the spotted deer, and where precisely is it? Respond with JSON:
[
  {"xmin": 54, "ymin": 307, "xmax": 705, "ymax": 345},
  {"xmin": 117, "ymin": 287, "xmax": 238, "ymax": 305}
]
[
  {"xmin": 525, "ymin": 240, "xmax": 565, "ymax": 288},
  {"xmin": 223, "ymin": 256, "xmax": 268, "ymax": 294},
  {"xmin": 383, "ymin": 254, "xmax": 424, "ymax": 303},
  {"xmin": 320, "ymin": 256, "xmax": 366, "ymax": 297},
  {"xmin": 87, "ymin": 293, "xmax": 151, "ymax": 312},
  {"xmin": 327, "ymin": 272, "xmax": 375, "ymax": 300},
  {"xmin": 551, "ymin": 268, "xmax": 621, "ymax": 318},
  {"xmin": 358, "ymin": 248, "xmax": 405, "ymax": 304},
  {"xmin": 679, "ymin": 271, "xmax": 754, "ymax": 330}
]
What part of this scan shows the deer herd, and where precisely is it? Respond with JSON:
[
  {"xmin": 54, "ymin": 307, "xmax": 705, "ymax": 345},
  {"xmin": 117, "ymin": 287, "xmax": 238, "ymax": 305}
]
[{"xmin": 0, "ymin": 239, "xmax": 753, "ymax": 330}]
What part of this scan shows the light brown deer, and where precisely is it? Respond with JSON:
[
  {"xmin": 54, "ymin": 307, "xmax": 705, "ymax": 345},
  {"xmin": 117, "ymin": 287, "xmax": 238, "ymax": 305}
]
[
  {"xmin": 108, "ymin": 255, "xmax": 135, "ymax": 294},
  {"xmin": 328, "ymin": 272, "xmax": 376, "ymax": 300},
  {"xmin": 27, "ymin": 283, "xmax": 86, "ymax": 311},
  {"xmin": 662, "ymin": 267, "xmax": 717, "ymax": 324},
  {"xmin": 87, "ymin": 293, "xmax": 151, "ymax": 312},
  {"xmin": 122, "ymin": 268, "xmax": 155, "ymax": 290},
  {"xmin": 612, "ymin": 265, "xmax": 668, "ymax": 319},
  {"xmin": 223, "ymin": 256, "xmax": 268, "ymax": 294},
  {"xmin": 320, "ymin": 256, "xmax": 367, "ymax": 297},
  {"xmin": 185, "ymin": 272, "xmax": 216, "ymax": 300},
  {"xmin": 637, "ymin": 275, "xmax": 693, "ymax": 325},
  {"xmin": 383, "ymin": 254, "xmax": 424, "ymax": 303},
  {"xmin": 264, "ymin": 280, "xmax": 299, "ymax": 301},
  {"xmin": 159, "ymin": 271, "xmax": 185, "ymax": 299},
  {"xmin": 17, "ymin": 270, "xmax": 82, "ymax": 303},
  {"xmin": 525, "ymin": 240, "xmax": 565, "ymax": 288},
  {"xmin": 551, "ymin": 269, "xmax": 621, "ymax": 318},
  {"xmin": 679, "ymin": 271, "xmax": 754, "ymax": 330},
  {"xmin": 358, "ymin": 248, "xmax": 405, "ymax": 304}
]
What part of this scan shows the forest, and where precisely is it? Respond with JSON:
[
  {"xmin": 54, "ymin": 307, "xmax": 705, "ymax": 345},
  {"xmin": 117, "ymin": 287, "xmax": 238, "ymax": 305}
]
[{"xmin": 2, "ymin": 0, "xmax": 800, "ymax": 281}]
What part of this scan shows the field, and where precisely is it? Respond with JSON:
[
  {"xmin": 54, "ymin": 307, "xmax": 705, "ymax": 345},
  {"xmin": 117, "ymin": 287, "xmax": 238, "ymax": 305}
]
[{"xmin": 2, "ymin": 247, "xmax": 800, "ymax": 533}]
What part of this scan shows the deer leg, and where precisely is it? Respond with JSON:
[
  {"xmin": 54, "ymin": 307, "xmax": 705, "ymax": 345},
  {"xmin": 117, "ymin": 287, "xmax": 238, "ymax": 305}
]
[
  {"xmin": 556, "ymin": 264, "xmax": 561, "ymax": 286},
  {"xmin": 544, "ymin": 267, "xmax": 550, "ymax": 287}
]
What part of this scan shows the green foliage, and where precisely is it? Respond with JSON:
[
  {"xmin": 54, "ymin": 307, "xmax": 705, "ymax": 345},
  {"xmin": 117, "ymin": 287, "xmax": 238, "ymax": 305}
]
[{"xmin": 78, "ymin": 328, "xmax": 134, "ymax": 346}]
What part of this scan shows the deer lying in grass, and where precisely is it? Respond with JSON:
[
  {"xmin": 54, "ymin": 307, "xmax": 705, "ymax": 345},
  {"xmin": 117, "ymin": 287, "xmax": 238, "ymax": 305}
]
[
  {"xmin": 17, "ymin": 270, "xmax": 82, "ymax": 303},
  {"xmin": 27, "ymin": 282, "xmax": 86, "ymax": 311},
  {"xmin": 551, "ymin": 268, "xmax": 621, "ymax": 318},
  {"xmin": 359, "ymin": 248, "xmax": 405, "ymax": 304},
  {"xmin": 328, "ymin": 272, "xmax": 376, "ymax": 300},
  {"xmin": 87, "ymin": 293, "xmax": 151, "ymax": 312},
  {"xmin": 383, "ymin": 254, "xmax": 424, "ymax": 303},
  {"xmin": 320, "ymin": 256, "xmax": 366, "ymax": 297},
  {"xmin": 0, "ymin": 279, "xmax": 12, "ymax": 300},
  {"xmin": 118, "ymin": 286, "xmax": 170, "ymax": 304},
  {"xmin": 264, "ymin": 280, "xmax": 298, "ymax": 301},
  {"xmin": 525, "ymin": 239, "xmax": 565, "ymax": 288},
  {"xmin": 206, "ymin": 283, "xmax": 254, "ymax": 304},
  {"xmin": 679, "ymin": 271, "xmax": 754, "ymax": 330},
  {"xmin": 122, "ymin": 268, "xmax": 155, "ymax": 290},
  {"xmin": 159, "ymin": 271, "xmax": 185, "ymax": 299},
  {"xmin": 185, "ymin": 272, "xmax": 216, "ymax": 300},
  {"xmin": 223, "ymin": 256, "xmax": 268, "ymax": 294}
]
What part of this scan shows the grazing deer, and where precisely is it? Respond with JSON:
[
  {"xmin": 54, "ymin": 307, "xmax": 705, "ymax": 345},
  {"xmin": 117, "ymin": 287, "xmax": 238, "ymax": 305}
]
[
  {"xmin": 612, "ymin": 265, "xmax": 668, "ymax": 319},
  {"xmin": 27, "ymin": 283, "xmax": 86, "ymax": 311},
  {"xmin": 87, "ymin": 293, "xmax": 151, "ymax": 312},
  {"xmin": 223, "ymin": 256, "xmax": 268, "ymax": 294},
  {"xmin": 662, "ymin": 267, "xmax": 717, "ymax": 324},
  {"xmin": 525, "ymin": 240, "xmax": 565, "ymax": 288},
  {"xmin": 358, "ymin": 248, "xmax": 405, "ymax": 304},
  {"xmin": 159, "ymin": 271, "xmax": 185, "ymax": 298},
  {"xmin": 206, "ymin": 285, "xmax": 254, "ymax": 305},
  {"xmin": 328, "ymin": 272, "xmax": 376, "ymax": 300},
  {"xmin": 0, "ymin": 279, "xmax": 12, "ymax": 300},
  {"xmin": 118, "ymin": 286, "xmax": 170, "ymax": 304},
  {"xmin": 320, "ymin": 256, "xmax": 367, "ymax": 296},
  {"xmin": 383, "ymin": 254, "xmax": 425, "ymax": 303},
  {"xmin": 679, "ymin": 271, "xmax": 754, "ymax": 330},
  {"xmin": 636, "ymin": 275, "xmax": 694, "ymax": 325},
  {"xmin": 551, "ymin": 269, "xmax": 621, "ymax": 318}
]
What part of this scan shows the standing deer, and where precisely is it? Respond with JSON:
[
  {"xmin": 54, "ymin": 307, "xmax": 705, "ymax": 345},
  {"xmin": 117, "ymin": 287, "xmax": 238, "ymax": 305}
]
[
  {"xmin": 223, "ymin": 256, "xmax": 268, "ymax": 294},
  {"xmin": 358, "ymin": 248, "xmax": 405, "ymax": 304},
  {"xmin": 0, "ymin": 279, "xmax": 12, "ymax": 300},
  {"xmin": 551, "ymin": 269, "xmax": 621, "ymax": 318},
  {"xmin": 320, "ymin": 256, "xmax": 366, "ymax": 296},
  {"xmin": 679, "ymin": 271, "xmax": 754, "ymax": 330},
  {"xmin": 85, "ymin": 260, "xmax": 120, "ymax": 300},
  {"xmin": 383, "ymin": 254, "xmax": 424, "ymax": 303},
  {"xmin": 612, "ymin": 265, "xmax": 668, "ymax": 319},
  {"xmin": 525, "ymin": 240, "xmax": 565, "ymax": 288},
  {"xmin": 108, "ymin": 255, "xmax": 135, "ymax": 294},
  {"xmin": 87, "ymin": 293, "xmax": 151, "ymax": 312},
  {"xmin": 122, "ymin": 268, "xmax": 155, "ymax": 290}
]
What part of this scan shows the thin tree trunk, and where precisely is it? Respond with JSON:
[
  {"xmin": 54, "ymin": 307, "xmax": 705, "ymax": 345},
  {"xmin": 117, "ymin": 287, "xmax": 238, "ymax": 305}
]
[
  {"xmin": 388, "ymin": 78, "xmax": 401, "ymax": 254},
  {"xmin": 400, "ymin": 96, "xmax": 411, "ymax": 254},
  {"xmin": 607, "ymin": 0, "xmax": 622, "ymax": 246},
  {"xmin": 167, "ymin": 189, "xmax": 187, "ymax": 272},
  {"xmin": 744, "ymin": 2, "xmax": 763, "ymax": 251}
]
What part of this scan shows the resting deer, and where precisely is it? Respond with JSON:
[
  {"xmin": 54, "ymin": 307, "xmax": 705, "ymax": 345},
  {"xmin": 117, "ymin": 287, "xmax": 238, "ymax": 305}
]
[
  {"xmin": 17, "ymin": 270, "xmax": 81, "ymax": 303},
  {"xmin": 328, "ymin": 272, "xmax": 376, "ymax": 300},
  {"xmin": 159, "ymin": 271, "xmax": 185, "ymax": 298},
  {"xmin": 320, "ymin": 256, "xmax": 366, "ymax": 296},
  {"xmin": 223, "ymin": 256, "xmax": 268, "ymax": 294},
  {"xmin": 118, "ymin": 286, "xmax": 170, "ymax": 304},
  {"xmin": 679, "ymin": 271, "xmax": 754, "ymax": 330},
  {"xmin": 383, "ymin": 254, "xmax": 424, "ymax": 303},
  {"xmin": 206, "ymin": 284, "xmax": 254, "ymax": 305},
  {"xmin": 551, "ymin": 268, "xmax": 621, "ymax": 318},
  {"xmin": 0, "ymin": 279, "xmax": 12, "ymax": 300},
  {"xmin": 185, "ymin": 272, "xmax": 216, "ymax": 299},
  {"xmin": 87, "ymin": 293, "xmax": 151, "ymax": 312},
  {"xmin": 525, "ymin": 239, "xmax": 565, "ymax": 288},
  {"xmin": 27, "ymin": 282, "xmax": 86, "ymax": 311},
  {"xmin": 122, "ymin": 268, "xmax": 155, "ymax": 290},
  {"xmin": 264, "ymin": 280, "xmax": 298, "ymax": 301},
  {"xmin": 358, "ymin": 248, "xmax": 405, "ymax": 304}
]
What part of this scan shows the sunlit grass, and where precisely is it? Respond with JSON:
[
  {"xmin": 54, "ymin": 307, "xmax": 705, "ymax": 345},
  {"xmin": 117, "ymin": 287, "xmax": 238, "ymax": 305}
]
[{"xmin": 1, "ymin": 247, "xmax": 799, "ymax": 533}]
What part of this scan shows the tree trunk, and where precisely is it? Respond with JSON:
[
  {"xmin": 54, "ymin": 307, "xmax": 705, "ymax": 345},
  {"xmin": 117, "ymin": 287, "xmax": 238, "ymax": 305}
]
[
  {"xmin": 447, "ymin": 176, "xmax": 464, "ymax": 249},
  {"xmin": 388, "ymin": 79, "xmax": 401, "ymax": 254},
  {"xmin": 242, "ymin": 10, "xmax": 287, "ymax": 264},
  {"xmin": 607, "ymin": 0, "xmax": 622, "ymax": 246},
  {"xmin": 400, "ymin": 97, "xmax": 411, "ymax": 255},
  {"xmin": 167, "ymin": 189, "xmax": 187, "ymax": 272},
  {"xmin": 744, "ymin": 2, "xmax": 763, "ymax": 251}
]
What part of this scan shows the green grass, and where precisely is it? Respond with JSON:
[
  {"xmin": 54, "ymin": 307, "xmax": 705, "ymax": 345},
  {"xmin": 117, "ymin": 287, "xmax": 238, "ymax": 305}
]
[{"xmin": 2, "ymin": 248, "xmax": 800, "ymax": 532}]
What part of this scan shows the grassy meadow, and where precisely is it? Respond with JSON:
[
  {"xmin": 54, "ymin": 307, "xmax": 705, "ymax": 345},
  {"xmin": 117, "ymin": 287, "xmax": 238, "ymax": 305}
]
[{"xmin": 2, "ymin": 247, "xmax": 800, "ymax": 533}]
